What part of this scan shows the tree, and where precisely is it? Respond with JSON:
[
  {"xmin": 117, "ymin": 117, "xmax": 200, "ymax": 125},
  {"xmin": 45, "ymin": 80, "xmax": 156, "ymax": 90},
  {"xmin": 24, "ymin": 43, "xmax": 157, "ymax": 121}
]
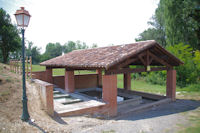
[
  {"xmin": 63, "ymin": 41, "xmax": 76, "ymax": 53},
  {"xmin": 91, "ymin": 43, "xmax": 98, "ymax": 48},
  {"xmin": 41, "ymin": 42, "xmax": 62, "ymax": 62},
  {"xmin": 63, "ymin": 40, "xmax": 88, "ymax": 54},
  {"xmin": 26, "ymin": 41, "xmax": 41, "ymax": 64},
  {"xmin": 136, "ymin": 0, "xmax": 200, "ymax": 49},
  {"xmin": 163, "ymin": 0, "xmax": 200, "ymax": 49},
  {"xmin": 0, "ymin": 8, "xmax": 21, "ymax": 63},
  {"xmin": 135, "ymin": 2, "xmax": 166, "ymax": 47}
]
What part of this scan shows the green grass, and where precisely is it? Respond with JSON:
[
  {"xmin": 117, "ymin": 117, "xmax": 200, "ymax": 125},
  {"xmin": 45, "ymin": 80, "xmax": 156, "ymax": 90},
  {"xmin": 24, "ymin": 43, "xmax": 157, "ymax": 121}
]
[
  {"xmin": 32, "ymin": 65, "xmax": 96, "ymax": 76},
  {"xmin": 102, "ymin": 130, "xmax": 115, "ymax": 133},
  {"xmin": 31, "ymin": 64, "xmax": 200, "ymax": 95},
  {"xmin": 178, "ymin": 108, "xmax": 200, "ymax": 133},
  {"xmin": 117, "ymin": 74, "xmax": 166, "ymax": 94},
  {"xmin": 32, "ymin": 65, "xmax": 167, "ymax": 94},
  {"xmin": 32, "ymin": 65, "xmax": 45, "ymax": 72}
]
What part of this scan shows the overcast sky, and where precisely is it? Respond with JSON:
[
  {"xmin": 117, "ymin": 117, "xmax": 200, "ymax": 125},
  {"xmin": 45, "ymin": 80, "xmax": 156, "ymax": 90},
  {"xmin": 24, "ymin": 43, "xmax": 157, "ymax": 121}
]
[{"xmin": 0, "ymin": 0, "xmax": 159, "ymax": 53}]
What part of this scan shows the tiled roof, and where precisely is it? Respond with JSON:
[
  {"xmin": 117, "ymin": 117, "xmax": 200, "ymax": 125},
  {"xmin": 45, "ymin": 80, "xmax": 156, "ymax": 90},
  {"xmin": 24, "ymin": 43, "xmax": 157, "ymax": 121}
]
[{"xmin": 40, "ymin": 40, "xmax": 183, "ymax": 69}]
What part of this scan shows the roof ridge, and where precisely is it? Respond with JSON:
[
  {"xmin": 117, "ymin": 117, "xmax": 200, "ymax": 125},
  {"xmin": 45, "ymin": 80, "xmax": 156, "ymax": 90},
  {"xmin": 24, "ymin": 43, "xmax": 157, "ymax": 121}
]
[{"xmin": 72, "ymin": 40, "xmax": 156, "ymax": 52}]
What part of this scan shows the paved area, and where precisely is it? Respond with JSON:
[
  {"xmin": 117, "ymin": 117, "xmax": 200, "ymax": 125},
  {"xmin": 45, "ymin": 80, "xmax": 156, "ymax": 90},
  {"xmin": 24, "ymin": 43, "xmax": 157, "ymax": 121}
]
[{"xmin": 72, "ymin": 99, "xmax": 200, "ymax": 133}]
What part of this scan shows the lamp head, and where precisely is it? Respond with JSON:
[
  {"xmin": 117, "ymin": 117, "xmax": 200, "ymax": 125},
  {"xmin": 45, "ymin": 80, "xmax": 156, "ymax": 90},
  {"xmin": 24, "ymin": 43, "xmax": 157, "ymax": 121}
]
[{"xmin": 14, "ymin": 7, "xmax": 31, "ymax": 28}]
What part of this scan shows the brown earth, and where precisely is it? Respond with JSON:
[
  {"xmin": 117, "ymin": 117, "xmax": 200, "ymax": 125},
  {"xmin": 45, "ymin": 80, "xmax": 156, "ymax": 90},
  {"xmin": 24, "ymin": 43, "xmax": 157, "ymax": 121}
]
[{"xmin": 0, "ymin": 63, "xmax": 107, "ymax": 133}]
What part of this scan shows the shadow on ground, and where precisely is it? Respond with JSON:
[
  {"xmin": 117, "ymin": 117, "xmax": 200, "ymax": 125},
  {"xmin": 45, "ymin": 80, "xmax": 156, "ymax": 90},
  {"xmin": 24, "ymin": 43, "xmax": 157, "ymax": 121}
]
[
  {"xmin": 28, "ymin": 121, "xmax": 46, "ymax": 133},
  {"xmin": 52, "ymin": 112, "xmax": 67, "ymax": 125},
  {"xmin": 116, "ymin": 99, "xmax": 200, "ymax": 121}
]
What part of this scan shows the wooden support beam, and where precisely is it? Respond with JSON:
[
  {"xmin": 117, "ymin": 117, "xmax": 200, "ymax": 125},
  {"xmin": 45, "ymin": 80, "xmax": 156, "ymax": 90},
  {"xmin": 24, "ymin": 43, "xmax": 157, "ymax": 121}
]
[
  {"xmin": 146, "ymin": 50, "xmax": 150, "ymax": 66},
  {"xmin": 149, "ymin": 57, "xmax": 153, "ymax": 65},
  {"xmin": 96, "ymin": 69, "xmax": 102, "ymax": 87},
  {"xmin": 105, "ymin": 67, "xmax": 168, "ymax": 75},
  {"xmin": 166, "ymin": 69, "xmax": 176, "ymax": 101},
  {"xmin": 138, "ymin": 55, "xmax": 146, "ymax": 66},
  {"xmin": 148, "ymin": 51, "xmax": 172, "ymax": 68},
  {"xmin": 117, "ymin": 58, "xmax": 138, "ymax": 68},
  {"xmin": 124, "ymin": 73, "xmax": 131, "ymax": 90}
]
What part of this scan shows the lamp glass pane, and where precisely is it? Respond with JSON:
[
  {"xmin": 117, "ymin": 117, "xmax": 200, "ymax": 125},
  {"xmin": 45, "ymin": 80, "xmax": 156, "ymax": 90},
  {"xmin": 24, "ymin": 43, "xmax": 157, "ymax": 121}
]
[
  {"xmin": 24, "ymin": 14, "xmax": 30, "ymax": 27},
  {"xmin": 15, "ymin": 14, "xmax": 23, "ymax": 26}
]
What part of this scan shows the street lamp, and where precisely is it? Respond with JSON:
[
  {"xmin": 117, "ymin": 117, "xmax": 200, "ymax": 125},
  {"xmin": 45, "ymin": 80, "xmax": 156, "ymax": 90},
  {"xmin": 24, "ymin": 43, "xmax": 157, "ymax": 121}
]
[
  {"xmin": 0, "ymin": 35, "xmax": 2, "ymax": 43},
  {"xmin": 14, "ymin": 7, "xmax": 31, "ymax": 121}
]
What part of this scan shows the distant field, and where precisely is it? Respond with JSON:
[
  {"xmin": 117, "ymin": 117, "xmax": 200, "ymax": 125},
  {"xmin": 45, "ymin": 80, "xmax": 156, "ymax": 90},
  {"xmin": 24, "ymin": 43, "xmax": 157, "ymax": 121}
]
[{"xmin": 32, "ymin": 65, "xmax": 166, "ymax": 94}]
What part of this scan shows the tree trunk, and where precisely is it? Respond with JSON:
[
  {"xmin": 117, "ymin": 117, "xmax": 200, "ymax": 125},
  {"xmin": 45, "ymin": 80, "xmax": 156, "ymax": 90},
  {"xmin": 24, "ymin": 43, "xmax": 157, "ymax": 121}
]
[{"xmin": 1, "ymin": 47, "xmax": 8, "ymax": 64}]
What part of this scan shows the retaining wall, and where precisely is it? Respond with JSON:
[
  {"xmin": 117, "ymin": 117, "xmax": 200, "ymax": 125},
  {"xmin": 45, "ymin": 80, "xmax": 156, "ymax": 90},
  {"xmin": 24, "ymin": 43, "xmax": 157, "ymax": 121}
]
[{"xmin": 34, "ymin": 79, "xmax": 54, "ymax": 116}]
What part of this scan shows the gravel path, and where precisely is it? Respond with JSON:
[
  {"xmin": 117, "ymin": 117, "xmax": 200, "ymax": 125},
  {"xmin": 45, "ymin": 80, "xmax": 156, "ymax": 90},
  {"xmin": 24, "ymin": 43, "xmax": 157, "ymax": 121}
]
[{"xmin": 71, "ymin": 99, "xmax": 200, "ymax": 133}]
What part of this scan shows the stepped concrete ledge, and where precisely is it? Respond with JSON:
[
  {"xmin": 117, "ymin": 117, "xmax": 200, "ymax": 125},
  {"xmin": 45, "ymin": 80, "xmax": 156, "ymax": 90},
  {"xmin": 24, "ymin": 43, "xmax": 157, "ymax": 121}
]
[
  {"xmin": 54, "ymin": 100, "xmax": 106, "ymax": 117},
  {"xmin": 53, "ymin": 87, "xmax": 106, "ymax": 117}
]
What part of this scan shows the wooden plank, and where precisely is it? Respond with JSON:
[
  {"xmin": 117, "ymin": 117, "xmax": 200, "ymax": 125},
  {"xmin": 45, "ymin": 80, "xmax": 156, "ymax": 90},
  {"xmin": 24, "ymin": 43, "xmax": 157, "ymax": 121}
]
[
  {"xmin": 30, "ymin": 56, "xmax": 32, "ymax": 79},
  {"xmin": 105, "ymin": 67, "xmax": 168, "ymax": 75}
]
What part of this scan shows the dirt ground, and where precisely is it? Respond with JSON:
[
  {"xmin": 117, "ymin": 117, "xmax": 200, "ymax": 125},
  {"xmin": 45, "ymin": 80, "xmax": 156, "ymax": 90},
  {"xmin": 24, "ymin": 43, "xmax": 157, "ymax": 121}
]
[{"xmin": 0, "ymin": 63, "xmax": 200, "ymax": 133}]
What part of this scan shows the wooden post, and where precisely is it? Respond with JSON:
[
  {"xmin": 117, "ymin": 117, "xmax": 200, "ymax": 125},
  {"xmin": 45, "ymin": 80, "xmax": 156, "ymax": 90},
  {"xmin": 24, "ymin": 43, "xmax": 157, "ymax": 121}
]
[
  {"xmin": 124, "ymin": 73, "xmax": 131, "ymax": 90},
  {"xmin": 26, "ymin": 57, "xmax": 28, "ymax": 78},
  {"xmin": 16, "ymin": 60, "xmax": 18, "ymax": 73},
  {"xmin": 9, "ymin": 60, "xmax": 11, "ymax": 71},
  {"xmin": 96, "ymin": 69, "xmax": 102, "ymax": 87},
  {"xmin": 19, "ymin": 60, "xmax": 21, "ymax": 74},
  {"xmin": 30, "ymin": 56, "xmax": 32, "ymax": 79},
  {"xmin": 166, "ymin": 69, "xmax": 176, "ymax": 101},
  {"xmin": 14, "ymin": 61, "xmax": 16, "ymax": 73}
]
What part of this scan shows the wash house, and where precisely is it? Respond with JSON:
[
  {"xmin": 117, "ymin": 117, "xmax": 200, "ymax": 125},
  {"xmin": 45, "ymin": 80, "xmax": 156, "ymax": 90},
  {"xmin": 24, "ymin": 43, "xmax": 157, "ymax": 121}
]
[{"xmin": 34, "ymin": 40, "xmax": 183, "ymax": 117}]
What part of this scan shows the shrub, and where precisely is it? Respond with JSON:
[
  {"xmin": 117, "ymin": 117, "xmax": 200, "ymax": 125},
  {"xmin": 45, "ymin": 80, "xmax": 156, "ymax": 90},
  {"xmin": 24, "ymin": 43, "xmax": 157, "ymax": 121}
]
[
  {"xmin": 167, "ymin": 43, "xmax": 200, "ymax": 87},
  {"xmin": 145, "ymin": 43, "xmax": 200, "ymax": 88},
  {"xmin": 145, "ymin": 71, "xmax": 166, "ymax": 86}
]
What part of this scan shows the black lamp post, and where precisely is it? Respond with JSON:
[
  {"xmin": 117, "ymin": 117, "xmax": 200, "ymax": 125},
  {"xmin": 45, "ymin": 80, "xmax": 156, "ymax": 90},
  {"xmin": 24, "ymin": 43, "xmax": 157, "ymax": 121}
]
[
  {"xmin": 0, "ymin": 35, "xmax": 2, "ymax": 43},
  {"xmin": 14, "ymin": 7, "xmax": 31, "ymax": 121}
]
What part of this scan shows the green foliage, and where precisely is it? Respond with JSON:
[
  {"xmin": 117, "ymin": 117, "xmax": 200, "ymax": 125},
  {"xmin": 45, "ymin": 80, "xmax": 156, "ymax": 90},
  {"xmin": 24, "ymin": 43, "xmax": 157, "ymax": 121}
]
[
  {"xmin": 136, "ymin": 0, "xmax": 200, "ymax": 49},
  {"xmin": 145, "ymin": 71, "xmax": 166, "ymax": 86},
  {"xmin": 180, "ymin": 84, "xmax": 200, "ymax": 92},
  {"xmin": 135, "ymin": 1, "xmax": 166, "ymax": 47},
  {"xmin": 144, "ymin": 43, "xmax": 200, "ymax": 87},
  {"xmin": 91, "ymin": 43, "xmax": 98, "ymax": 48},
  {"xmin": 194, "ymin": 50, "xmax": 200, "ymax": 69},
  {"xmin": 136, "ymin": 0, "xmax": 200, "ymax": 88},
  {"xmin": 63, "ymin": 40, "xmax": 88, "ymax": 54},
  {"xmin": 162, "ymin": 0, "xmax": 200, "ymax": 49},
  {"xmin": 0, "ymin": 8, "xmax": 21, "ymax": 63},
  {"xmin": 40, "ymin": 42, "xmax": 62, "ymax": 62},
  {"xmin": 135, "ymin": 28, "xmax": 165, "ymax": 46},
  {"xmin": 166, "ymin": 43, "xmax": 200, "ymax": 87},
  {"xmin": 26, "ymin": 41, "xmax": 41, "ymax": 64}
]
